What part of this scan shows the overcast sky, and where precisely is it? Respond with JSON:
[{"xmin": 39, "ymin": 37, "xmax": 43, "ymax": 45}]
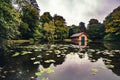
[{"xmin": 36, "ymin": 0, "xmax": 120, "ymax": 26}]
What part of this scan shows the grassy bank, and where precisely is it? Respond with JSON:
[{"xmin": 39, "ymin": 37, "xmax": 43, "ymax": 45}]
[{"xmin": 7, "ymin": 40, "xmax": 30, "ymax": 43}]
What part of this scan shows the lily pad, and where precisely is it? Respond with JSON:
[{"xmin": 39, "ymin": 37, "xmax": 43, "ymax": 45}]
[
  {"xmin": 12, "ymin": 52, "xmax": 20, "ymax": 57},
  {"xmin": 21, "ymin": 51, "xmax": 32, "ymax": 55},
  {"xmin": 37, "ymin": 55, "xmax": 42, "ymax": 58},
  {"xmin": 35, "ymin": 71, "xmax": 42, "ymax": 76},
  {"xmin": 44, "ymin": 59, "xmax": 55, "ymax": 63},
  {"xmin": 57, "ymin": 55, "xmax": 61, "ymax": 57},
  {"xmin": 91, "ymin": 68, "xmax": 99, "ymax": 75},
  {"xmin": 31, "ymin": 57, "xmax": 36, "ymax": 60},
  {"xmin": 34, "ymin": 61, "xmax": 40, "ymax": 64},
  {"xmin": 99, "ymin": 65, "xmax": 106, "ymax": 69},
  {"xmin": 106, "ymin": 65, "xmax": 114, "ymax": 68},
  {"xmin": 42, "ymin": 78, "xmax": 49, "ymax": 80},
  {"xmin": 54, "ymin": 50, "xmax": 61, "ymax": 54}
]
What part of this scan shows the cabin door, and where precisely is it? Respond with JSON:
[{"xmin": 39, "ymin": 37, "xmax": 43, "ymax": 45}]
[{"xmin": 81, "ymin": 36, "xmax": 85, "ymax": 45}]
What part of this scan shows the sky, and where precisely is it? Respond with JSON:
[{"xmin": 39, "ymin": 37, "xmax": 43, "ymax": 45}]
[{"xmin": 36, "ymin": 0, "xmax": 120, "ymax": 26}]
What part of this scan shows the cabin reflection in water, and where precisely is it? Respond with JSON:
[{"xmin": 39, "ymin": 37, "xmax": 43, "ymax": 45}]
[{"xmin": 70, "ymin": 32, "xmax": 88, "ymax": 48}]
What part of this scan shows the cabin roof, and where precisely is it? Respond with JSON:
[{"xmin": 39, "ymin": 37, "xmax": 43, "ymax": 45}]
[{"xmin": 70, "ymin": 32, "xmax": 87, "ymax": 38}]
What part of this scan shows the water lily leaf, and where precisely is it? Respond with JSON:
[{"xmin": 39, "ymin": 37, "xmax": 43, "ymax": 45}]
[
  {"xmin": 1, "ymin": 75, "xmax": 6, "ymax": 78},
  {"xmin": 42, "ymin": 78, "xmax": 49, "ymax": 80},
  {"xmin": 37, "ymin": 55, "xmax": 42, "ymax": 58},
  {"xmin": 46, "ymin": 51, "xmax": 53, "ymax": 53},
  {"xmin": 34, "ymin": 61, "xmax": 40, "ymax": 64},
  {"xmin": 31, "ymin": 57, "xmax": 36, "ymax": 60},
  {"xmin": 57, "ymin": 55, "xmax": 61, "ymax": 57},
  {"xmin": 34, "ymin": 49, "xmax": 39, "ymax": 51},
  {"xmin": 46, "ymin": 54, "xmax": 49, "ymax": 55},
  {"xmin": 55, "ymin": 50, "xmax": 61, "ymax": 54},
  {"xmin": 44, "ymin": 60, "xmax": 50, "ymax": 63},
  {"xmin": 45, "ymin": 68, "xmax": 54, "ymax": 73},
  {"xmin": 61, "ymin": 53, "xmax": 66, "ymax": 56},
  {"xmin": 44, "ymin": 59, "xmax": 55, "ymax": 63},
  {"xmin": 35, "ymin": 71, "xmax": 42, "ymax": 76},
  {"xmin": 21, "ymin": 51, "xmax": 32, "ymax": 55},
  {"xmin": 106, "ymin": 65, "xmax": 114, "ymax": 68},
  {"xmin": 12, "ymin": 52, "xmax": 20, "ymax": 57},
  {"xmin": 91, "ymin": 68, "xmax": 99, "ymax": 73},
  {"xmin": 35, "ymin": 68, "xmax": 54, "ymax": 77},
  {"xmin": 99, "ymin": 65, "xmax": 106, "ymax": 69}
]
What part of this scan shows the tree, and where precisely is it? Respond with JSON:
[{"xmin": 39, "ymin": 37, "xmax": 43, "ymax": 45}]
[
  {"xmin": 53, "ymin": 14, "xmax": 66, "ymax": 27},
  {"xmin": 20, "ymin": 2, "xmax": 40, "ymax": 39},
  {"xmin": 87, "ymin": 19, "xmax": 105, "ymax": 41},
  {"xmin": 40, "ymin": 13, "xmax": 70, "ymax": 41},
  {"xmin": 43, "ymin": 21, "xmax": 56, "ymax": 42},
  {"xmin": 53, "ymin": 14, "xmax": 69, "ymax": 39},
  {"xmin": 69, "ymin": 25, "xmax": 80, "ymax": 37},
  {"xmin": 79, "ymin": 22, "xmax": 87, "ymax": 32},
  {"xmin": 88, "ymin": 19, "xmax": 99, "ymax": 25},
  {"xmin": 0, "ymin": 0, "xmax": 20, "ymax": 49},
  {"xmin": 40, "ymin": 12, "xmax": 53, "ymax": 25},
  {"xmin": 55, "ymin": 27, "xmax": 69, "ymax": 40},
  {"xmin": 104, "ymin": 6, "xmax": 120, "ymax": 41}
]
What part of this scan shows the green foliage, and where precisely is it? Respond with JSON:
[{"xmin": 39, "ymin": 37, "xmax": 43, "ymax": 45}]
[
  {"xmin": 40, "ymin": 12, "xmax": 69, "ymax": 42},
  {"xmin": 88, "ymin": 19, "xmax": 99, "ymax": 25},
  {"xmin": 35, "ymin": 68, "xmax": 54, "ymax": 76},
  {"xmin": 87, "ymin": 19, "xmax": 105, "ymax": 41},
  {"xmin": 20, "ymin": 3, "xmax": 40, "ymax": 39},
  {"xmin": 104, "ymin": 33, "xmax": 119, "ymax": 41},
  {"xmin": 79, "ymin": 22, "xmax": 87, "ymax": 32},
  {"xmin": 69, "ymin": 25, "xmax": 80, "ymax": 37},
  {"xmin": 53, "ymin": 14, "xmax": 69, "ymax": 39},
  {"xmin": 33, "ymin": 25, "xmax": 43, "ymax": 41},
  {"xmin": 40, "ymin": 12, "xmax": 53, "ymax": 25},
  {"xmin": 0, "ymin": 0, "xmax": 20, "ymax": 49},
  {"xmin": 43, "ymin": 21, "xmax": 56, "ymax": 42},
  {"xmin": 33, "ymin": 61, "xmax": 40, "ymax": 64},
  {"xmin": 55, "ymin": 26, "xmax": 69, "ymax": 39},
  {"xmin": 12, "ymin": 52, "xmax": 20, "ymax": 57},
  {"xmin": 104, "ymin": 6, "xmax": 120, "ymax": 41},
  {"xmin": 69, "ymin": 23, "xmax": 87, "ymax": 38},
  {"xmin": 54, "ymin": 14, "xmax": 66, "ymax": 27}
]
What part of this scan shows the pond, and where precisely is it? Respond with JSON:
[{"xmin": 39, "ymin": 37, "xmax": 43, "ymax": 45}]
[{"xmin": 0, "ymin": 42, "xmax": 120, "ymax": 80}]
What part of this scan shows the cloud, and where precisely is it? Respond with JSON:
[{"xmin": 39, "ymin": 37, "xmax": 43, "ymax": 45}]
[{"xmin": 36, "ymin": 0, "xmax": 120, "ymax": 25}]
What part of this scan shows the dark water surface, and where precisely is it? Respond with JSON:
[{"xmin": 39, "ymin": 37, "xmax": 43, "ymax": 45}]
[{"xmin": 0, "ymin": 42, "xmax": 120, "ymax": 80}]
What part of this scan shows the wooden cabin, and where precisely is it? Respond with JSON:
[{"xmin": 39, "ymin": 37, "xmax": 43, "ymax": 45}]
[{"xmin": 70, "ymin": 32, "xmax": 88, "ymax": 46}]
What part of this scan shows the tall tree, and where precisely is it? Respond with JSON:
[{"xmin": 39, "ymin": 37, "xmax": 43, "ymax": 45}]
[
  {"xmin": 54, "ymin": 14, "xmax": 66, "ymax": 27},
  {"xmin": 88, "ymin": 19, "xmax": 99, "ymax": 25},
  {"xmin": 40, "ymin": 12, "xmax": 53, "ymax": 25},
  {"xmin": 87, "ymin": 19, "xmax": 105, "ymax": 41},
  {"xmin": 0, "ymin": 0, "xmax": 20, "ymax": 49},
  {"xmin": 43, "ymin": 21, "xmax": 56, "ymax": 42},
  {"xmin": 104, "ymin": 6, "xmax": 120, "ymax": 41},
  {"xmin": 79, "ymin": 22, "xmax": 87, "ymax": 32},
  {"xmin": 69, "ymin": 25, "xmax": 80, "ymax": 37},
  {"xmin": 53, "ymin": 14, "xmax": 69, "ymax": 39},
  {"xmin": 20, "ymin": 2, "xmax": 40, "ymax": 39}
]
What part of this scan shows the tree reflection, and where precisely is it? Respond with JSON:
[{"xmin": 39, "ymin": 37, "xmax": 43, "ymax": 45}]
[
  {"xmin": 0, "ymin": 43, "xmax": 120, "ymax": 80},
  {"xmin": 102, "ymin": 50, "xmax": 120, "ymax": 76},
  {"xmin": 0, "ymin": 53, "xmax": 39, "ymax": 80}
]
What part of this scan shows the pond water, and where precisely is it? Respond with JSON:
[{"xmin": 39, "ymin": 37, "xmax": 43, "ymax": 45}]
[{"xmin": 0, "ymin": 42, "xmax": 120, "ymax": 80}]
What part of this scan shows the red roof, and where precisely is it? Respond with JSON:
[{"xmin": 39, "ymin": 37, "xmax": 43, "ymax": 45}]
[{"xmin": 70, "ymin": 32, "xmax": 87, "ymax": 38}]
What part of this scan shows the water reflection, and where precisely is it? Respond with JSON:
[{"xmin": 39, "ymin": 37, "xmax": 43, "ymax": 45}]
[
  {"xmin": 38, "ymin": 53, "xmax": 120, "ymax": 80},
  {"xmin": 78, "ymin": 41, "xmax": 88, "ymax": 48},
  {"xmin": 0, "ymin": 42, "xmax": 120, "ymax": 80},
  {"xmin": 0, "ymin": 54, "xmax": 39, "ymax": 80}
]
